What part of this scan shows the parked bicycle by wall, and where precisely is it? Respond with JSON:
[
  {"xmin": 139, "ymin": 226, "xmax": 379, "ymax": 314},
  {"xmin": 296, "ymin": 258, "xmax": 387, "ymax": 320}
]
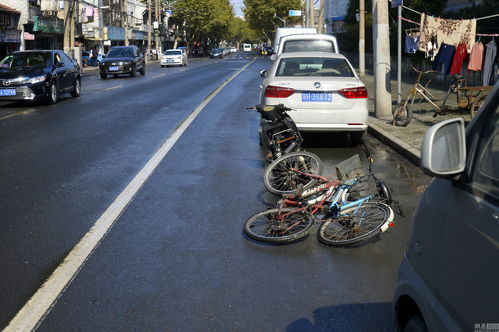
[{"xmin": 393, "ymin": 66, "xmax": 493, "ymax": 126}]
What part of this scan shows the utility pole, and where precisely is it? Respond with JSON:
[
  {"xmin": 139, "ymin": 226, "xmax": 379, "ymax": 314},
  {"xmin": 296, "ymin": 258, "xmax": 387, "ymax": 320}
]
[
  {"xmin": 124, "ymin": 0, "xmax": 129, "ymax": 46},
  {"xmin": 359, "ymin": 0, "xmax": 365, "ymax": 76},
  {"xmin": 318, "ymin": 0, "xmax": 324, "ymax": 33},
  {"xmin": 373, "ymin": 0, "xmax": 391, "ymax": 118},
  {"xmin": 63, "ymin": 0, "xmax": 71, "ymax": 54},
  {"xmin": 147, "ymin": 0, "xmax": 152, "ymax": 61},
  {"xmin": 155, "ymin": 0, "xmax": 161, "ymax": 55},
  {"xmin": 309, "ymin": 0, "xmax": 315, "ymax": 28}
]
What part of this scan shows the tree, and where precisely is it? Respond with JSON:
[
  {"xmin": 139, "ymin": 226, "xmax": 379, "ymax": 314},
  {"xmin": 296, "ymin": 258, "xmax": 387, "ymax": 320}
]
[
  {"xmin": 243, "ymin": 0, "xmax": 302, "ymax": 43},
  {"xmin": 172, "ymin": 0, "xmax": 233, "ymax": 53},
  {"xmin": 227, "ymin": 17, "xmax": 259, "ymax": 47}
]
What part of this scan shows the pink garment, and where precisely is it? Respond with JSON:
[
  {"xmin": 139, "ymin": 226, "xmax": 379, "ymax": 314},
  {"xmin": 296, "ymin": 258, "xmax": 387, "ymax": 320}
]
[
  {"xmin": 85, "ymin": 7, "xmax": 94, "ymax": 17},
  {"xmin": 468, "ymin": 41, "xmax": 484, "ymax": 71}
]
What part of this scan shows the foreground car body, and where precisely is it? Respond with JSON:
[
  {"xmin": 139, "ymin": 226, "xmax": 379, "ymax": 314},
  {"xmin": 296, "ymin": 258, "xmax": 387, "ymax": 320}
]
[
  {"xmin": 393, "ymin": 83, "xmax": 499, "ymax": 332},
  {"xmin": 0, "ymin": 50, "xmax": 81, "ymax": 104},
  {"xmin": 99, "ymin": 45, "xmax": 145, "ymax": 78},
  {"xmin": 160, "ymin": 49, "xmax": 188, "ymax": 67},
  {"xmin": 260, "ymin": 52, "xmax": 368, "ymax": 143}
]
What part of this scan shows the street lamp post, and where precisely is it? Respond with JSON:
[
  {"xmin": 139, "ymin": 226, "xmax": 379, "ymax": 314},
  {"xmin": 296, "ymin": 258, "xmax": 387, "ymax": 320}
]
[{"xmin": 273, "ymin": 13, "xmax": 286, "ymax": 27}]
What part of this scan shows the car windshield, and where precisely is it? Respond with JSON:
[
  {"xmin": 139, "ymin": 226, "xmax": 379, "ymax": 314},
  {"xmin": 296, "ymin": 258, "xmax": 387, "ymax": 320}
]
[
  {"xmin": 282, "ymin": 40, "xmax": 335, "ymax": 53},
  {"xmin": 212, "ymin": 48, "xmax": 222, "ymax": 52},
  {"xmin": 276, "ymin": 57, "xmax": 354, "ymax": 77},
  {"xmin": 164, "ymin": 51, "xmax": 181, "ymax": 55},
  {"xmin": 0, "ymin": 52, "xmax": 51, "ymax": 68},
  {"xmin": 107, "ymin": 48, "xmax": 134, "ymax": 57}
]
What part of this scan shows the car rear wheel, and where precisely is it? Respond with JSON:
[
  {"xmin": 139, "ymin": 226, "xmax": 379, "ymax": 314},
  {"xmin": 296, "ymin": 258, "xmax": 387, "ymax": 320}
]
[{"xmin": 70, "ymin": 78, "xmax": 81, "ymax": 97}]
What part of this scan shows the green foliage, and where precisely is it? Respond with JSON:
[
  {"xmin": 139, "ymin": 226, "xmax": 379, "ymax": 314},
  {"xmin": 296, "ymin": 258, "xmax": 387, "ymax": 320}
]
[
  {"xmin": 244, "ymin": 0, "xmax": 302, "ymax": 43},
  {"xmin": 227, "ymin": 17, "xmax": 259, "ymax": 45},
  {"xmin": 172, "ymin": 0, "xmax": 233, "ymax": 49}
]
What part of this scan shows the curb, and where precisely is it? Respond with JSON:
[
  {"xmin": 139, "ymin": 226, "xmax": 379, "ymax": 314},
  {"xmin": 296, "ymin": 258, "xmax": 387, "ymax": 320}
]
[{"xmin": 368, "ymin": 118, "xmax": 421, "ymax": 166}]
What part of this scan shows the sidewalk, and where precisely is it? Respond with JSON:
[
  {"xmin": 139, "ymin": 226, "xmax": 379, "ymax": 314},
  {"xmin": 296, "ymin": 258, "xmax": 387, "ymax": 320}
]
[{"xmin": 361, "ymin": 72, "xmax": 472, "ymax": 165}]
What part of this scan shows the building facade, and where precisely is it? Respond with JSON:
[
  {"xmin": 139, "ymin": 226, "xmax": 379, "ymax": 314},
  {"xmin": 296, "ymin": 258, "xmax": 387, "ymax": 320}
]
[
  {"xmin": 0, "ymin": 0, "xmax": 172, "ymax": 61},
  {"xmin": 324, "ymin": 0, "xmax": 349, "ymax": 34}
]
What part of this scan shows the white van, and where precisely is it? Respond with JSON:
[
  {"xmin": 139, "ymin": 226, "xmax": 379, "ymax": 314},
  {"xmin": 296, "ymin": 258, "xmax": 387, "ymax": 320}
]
[
  {"xmin": 271, "ymin": 33, "xmax": 340, "ymax": 60},
  {"xmin": 273, "ymin": 27, "xmax": 317, "ymax": 55},
  {"xmin": 242, "ymin": 43, "xmax": 252, "ymax": 52},
  {"xmin": 393, "ymin": 83, "xmax": 499, "ymax": 332}
]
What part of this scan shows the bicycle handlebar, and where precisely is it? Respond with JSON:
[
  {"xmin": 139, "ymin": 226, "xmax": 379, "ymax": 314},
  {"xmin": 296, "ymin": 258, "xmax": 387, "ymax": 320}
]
[{"xmin": 410, "ymin": 65, "xmax": 437, "ymax": 75}]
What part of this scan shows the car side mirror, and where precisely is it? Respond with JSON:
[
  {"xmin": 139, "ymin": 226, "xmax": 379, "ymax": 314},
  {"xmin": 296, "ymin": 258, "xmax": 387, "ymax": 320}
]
[
  {"xmin": 270, "ymin": 54, "xmax": 277, "ymax": 61},
  {"xmin": 102, "ymin": 55, "xmax": 106, "ymax": 58},
  {"xmin": 260, "ymin": 70, "xmax": 268, "ymax": 78},
  {"xmin": 420, "ymin": 118, "xmax": 466, "ymax": 177}
]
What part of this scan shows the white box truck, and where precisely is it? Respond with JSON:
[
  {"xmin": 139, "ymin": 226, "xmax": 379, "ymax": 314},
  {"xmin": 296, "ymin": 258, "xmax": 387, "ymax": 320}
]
[{"xmin": 273, "ymin": 27, "xmax": 317, "ymax": 55}]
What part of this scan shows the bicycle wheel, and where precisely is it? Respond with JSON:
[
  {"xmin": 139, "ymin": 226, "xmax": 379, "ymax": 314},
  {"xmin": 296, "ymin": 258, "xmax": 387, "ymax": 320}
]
[
  {"xmin": 264, "ymin": 151, "xmax": 323, "ymax": 196},
  {"xmin": 244, "ymin": 208, "xmax": 315, "ymax": 243},
  {"xmin": 393, "ymin": 102, "xmax": 412, "ymax": 126},
  {"xmin": 318, "ymin": 202, "xmax": 392, "ymax": 246}
]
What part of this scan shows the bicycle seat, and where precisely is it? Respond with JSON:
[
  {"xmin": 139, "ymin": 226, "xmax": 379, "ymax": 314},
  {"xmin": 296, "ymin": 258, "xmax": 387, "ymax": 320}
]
[
  {"xmin": 255, "ymin": 104, "xmax": 281, "ymax": 120},
  {"xmin": 450, "ymin": 74, "xmax": 465, "ymax": 81}
]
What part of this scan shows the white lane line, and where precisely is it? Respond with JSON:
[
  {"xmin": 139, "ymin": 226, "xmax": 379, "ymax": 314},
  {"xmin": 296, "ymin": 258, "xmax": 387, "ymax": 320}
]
[
  {"xmin": 4, "ymin": 57, "xmax": 256, "ymax": 332},
  {"xmin": 152, "ymin": 74, "xmax": 166, "ymax": 78}
]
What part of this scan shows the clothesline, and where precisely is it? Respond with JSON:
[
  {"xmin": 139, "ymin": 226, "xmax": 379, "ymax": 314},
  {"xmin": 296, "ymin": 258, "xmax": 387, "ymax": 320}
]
[
  {"xmin": 399, "ymin": 16, "xmax": 499, "ymax": 37},
  {"xmin": 398, "ymin": 2, "xmax": 499, "ymax": 21}
]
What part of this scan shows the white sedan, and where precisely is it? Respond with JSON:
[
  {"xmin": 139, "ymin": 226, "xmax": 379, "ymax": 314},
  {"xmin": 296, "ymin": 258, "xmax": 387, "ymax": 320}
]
[
  {"xmin": 259, "ymin": 52, "xmax": 368, "ymax": 144},
  {"xmin": 160, "ymin": 49, "xmax": 188, "ymax": 67}
]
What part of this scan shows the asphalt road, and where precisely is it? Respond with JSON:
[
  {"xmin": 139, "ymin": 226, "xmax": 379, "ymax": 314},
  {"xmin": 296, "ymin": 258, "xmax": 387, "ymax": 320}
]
[{"xmin": 0, "ymin": 54, "xmax": 430, "ymax": 331}]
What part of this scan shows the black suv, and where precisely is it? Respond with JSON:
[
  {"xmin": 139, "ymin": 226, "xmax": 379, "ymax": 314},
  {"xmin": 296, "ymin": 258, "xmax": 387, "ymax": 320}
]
[
  {"xmin": 99, "ymin": 45, "xmax": 145, "ymax": 79},
  {"xmin": 0, "ymin": 50, "xmax": 81, "ymax": 104}
]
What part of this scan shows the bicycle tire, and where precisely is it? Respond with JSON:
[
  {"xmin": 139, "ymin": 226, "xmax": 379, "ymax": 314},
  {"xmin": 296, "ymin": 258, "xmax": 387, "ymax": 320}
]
[
  {"xmin": 318, "ymin": 202, "xmax": 392, "ymax": 246},
  {"xmin": 244, "ymin": 208, "xmax": 315, "ymax": 243},
  {"xmin": 393, "ymin": 102, "xmax": 412, "ymax": 126},
  {"xmin": 377, "ymin": 180, "xmax": 393, "ymax": 205},
  {"xmin": 263, "ymin": 151, "xmax": 323, "ymax": 196}
]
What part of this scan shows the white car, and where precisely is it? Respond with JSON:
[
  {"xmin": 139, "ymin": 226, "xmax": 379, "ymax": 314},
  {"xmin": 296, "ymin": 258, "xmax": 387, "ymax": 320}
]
[
  {"xmin": 160, "ymin": 49, "xmax": 188, "ymax": 67},
  {"xmin": 270, "ymin": 33, "xmax": 340, "ymax": 61},
  {"xmin": 260, "ymin": 52, "xmax": 368, "ymax": 143}
]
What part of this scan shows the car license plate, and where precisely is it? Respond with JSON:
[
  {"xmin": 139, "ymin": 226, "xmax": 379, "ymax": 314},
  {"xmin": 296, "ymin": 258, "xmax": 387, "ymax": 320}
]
[
  {"xmin": 167, "ymin": 59, "xmax": 174, "ymax": 62},
  {"xmin": 0, "ymin": 88, "xmax": 16, "ymax": 96},
  {"xmin": 302, "ymin": 92, "xmax": 332, "ymax": 102},
  {"xmin": 109, "ymin": 66, "xmax": 119, "ymax": 71}
]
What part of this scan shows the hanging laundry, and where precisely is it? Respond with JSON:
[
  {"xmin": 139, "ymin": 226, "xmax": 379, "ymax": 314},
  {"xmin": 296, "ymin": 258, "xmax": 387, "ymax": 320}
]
[
  {"xmin": 450, "ymin": 43, "xmax": 468, "ymax": 75},
  {"xmin": 85, "ymin": 7, "xmax": 94, "ymax": 18},
  {"xmin": 468, "ymin": 41, "xmax": 484, "ymax": 71},
  {"xmin": 419, "ymin": 13, "xmax": 476, "ymax": 53},
  {"xmin": 432, "ymin": 43, "xmax": 455, "ymax": 74},
  {"xmin": 405, "ymin": 35, "xmax": 420, "ymax": 54},
  {"xmin": 81, "ymin": 7, "xmax": 88, "ymax": 23},
  {"xmin": 483, "ymin": 39, "xmax": 497, "ymax": 86},
  {"xmin": 40, "ymin": 0, "xmax": 57, "ymax": 11}
]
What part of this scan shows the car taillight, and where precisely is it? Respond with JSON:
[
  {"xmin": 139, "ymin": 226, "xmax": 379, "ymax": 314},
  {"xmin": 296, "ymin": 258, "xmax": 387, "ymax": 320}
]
[
  {"xmin": 338, "ymin": 87, "xmax": 368, "ymax": 99},
  {"xmin": 264, "ymin": 85, "xmax": 295, "ymax": 98}
]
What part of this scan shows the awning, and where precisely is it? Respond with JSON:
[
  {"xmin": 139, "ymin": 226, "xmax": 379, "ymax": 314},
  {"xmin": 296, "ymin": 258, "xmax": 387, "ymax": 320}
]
[{"xmin": 0, "ymin": 4, "xmax": 21, "ymax": 14}]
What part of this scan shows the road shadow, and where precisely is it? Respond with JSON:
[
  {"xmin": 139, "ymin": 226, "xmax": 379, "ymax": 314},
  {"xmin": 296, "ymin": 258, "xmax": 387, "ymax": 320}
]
[{"xmin": 286, "ymin": 302, "xmax": 395, "ymax": 332}]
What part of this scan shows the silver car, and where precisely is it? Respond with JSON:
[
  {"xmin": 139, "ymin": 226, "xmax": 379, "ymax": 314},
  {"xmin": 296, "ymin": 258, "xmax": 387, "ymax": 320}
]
[{"xmin": 393, "ymin": 82, "xmax": 499, "ymax": 332}]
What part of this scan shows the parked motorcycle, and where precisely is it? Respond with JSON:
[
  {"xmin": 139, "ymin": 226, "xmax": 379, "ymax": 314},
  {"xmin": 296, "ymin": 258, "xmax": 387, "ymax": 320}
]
[{"xmin": 247, "ymin": 104, "xmax": 303, "ymax": 161}]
